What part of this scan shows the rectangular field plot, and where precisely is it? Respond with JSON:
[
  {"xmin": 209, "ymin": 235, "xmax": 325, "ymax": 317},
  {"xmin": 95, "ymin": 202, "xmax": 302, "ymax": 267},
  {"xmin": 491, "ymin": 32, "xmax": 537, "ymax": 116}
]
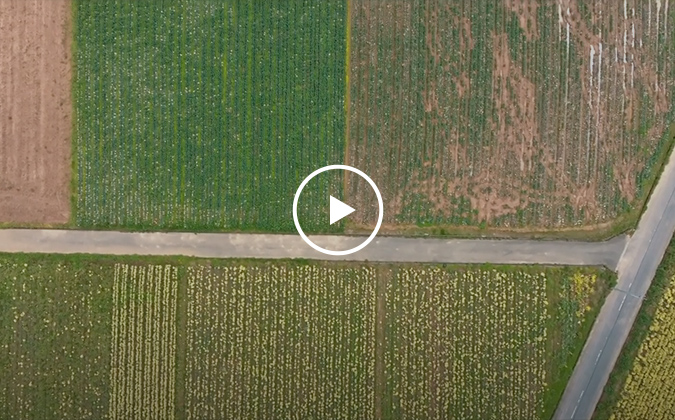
[
  {"xmin": 380, "ymin": 267, "xmax": 607, "ymax": 419},
  {"xmin": 0, "ymin": 0, "xmax": 71, "ymax": 224},
  {"xmin": 0, "ymin": 254, "xmax": 613, "ymax": 419},
  {"xmin": 73, "ymin": 1, "xmax": 346, "ymax": 232},
  {"xmin": 0, "ymin": 258, "xmax": 178, "ymax": 419},
  {"xmin": 185, "ymin": 264, "xmax": 377, "ymax": 419},
  {"xmin": 347, "ymin": 0, "xmax": 675, "ymax": 230}
]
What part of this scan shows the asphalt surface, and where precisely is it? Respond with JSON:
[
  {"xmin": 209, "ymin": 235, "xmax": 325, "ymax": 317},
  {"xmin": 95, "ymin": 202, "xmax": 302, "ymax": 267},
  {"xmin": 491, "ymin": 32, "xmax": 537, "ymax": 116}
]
[
  {"xmin": 0, "ymin": 229, "xmax": 627, "ymax": 268},
  {"xmin": 554, "ymin": 146, "xmax": 675, "ymax": 420}
]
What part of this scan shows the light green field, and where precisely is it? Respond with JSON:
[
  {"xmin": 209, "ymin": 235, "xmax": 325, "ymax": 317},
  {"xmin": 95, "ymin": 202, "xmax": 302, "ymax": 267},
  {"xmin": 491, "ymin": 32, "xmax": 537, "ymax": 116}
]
[{"xmin": 0, "ymin": 254, "xmax": 613, "ymax": 419}]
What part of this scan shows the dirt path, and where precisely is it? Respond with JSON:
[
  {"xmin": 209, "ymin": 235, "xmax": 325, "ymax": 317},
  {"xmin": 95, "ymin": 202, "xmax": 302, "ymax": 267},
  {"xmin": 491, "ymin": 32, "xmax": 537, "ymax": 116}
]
[{"xmin": 0, "ymin": 0, "xmax": 71, "ymax": 224}]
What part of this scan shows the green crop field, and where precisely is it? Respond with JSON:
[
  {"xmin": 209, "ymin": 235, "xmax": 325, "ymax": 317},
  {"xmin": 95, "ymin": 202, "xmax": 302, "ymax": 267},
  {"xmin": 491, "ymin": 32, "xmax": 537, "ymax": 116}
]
[
  {"xmin": 347, "ymin": 0, "xmax": 675, "ymax": 231},
  {"xmin": 0, "ymin": 254, "xmax": 613, "ymax": 419},
  {"xmin": 71, "ymin": 1, "xmax": 675, "ymax": 235},
  {"xmin": 73, "ymin": 0, "xmax": 346, "ymax": 232}
]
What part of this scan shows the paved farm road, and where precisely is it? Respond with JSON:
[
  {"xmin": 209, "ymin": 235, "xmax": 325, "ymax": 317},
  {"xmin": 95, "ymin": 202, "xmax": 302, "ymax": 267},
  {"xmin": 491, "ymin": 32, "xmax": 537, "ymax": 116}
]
[{"xmin": 0, "ymin": 229, "xmax": 626, "ymax": 268}]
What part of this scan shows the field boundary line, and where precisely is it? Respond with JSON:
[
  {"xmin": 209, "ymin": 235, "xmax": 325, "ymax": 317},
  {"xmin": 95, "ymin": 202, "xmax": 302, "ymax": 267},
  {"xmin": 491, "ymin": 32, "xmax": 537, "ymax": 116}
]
[{"xmin": 343, "ymin": 0, "xmax": 352, "ymax": 199}]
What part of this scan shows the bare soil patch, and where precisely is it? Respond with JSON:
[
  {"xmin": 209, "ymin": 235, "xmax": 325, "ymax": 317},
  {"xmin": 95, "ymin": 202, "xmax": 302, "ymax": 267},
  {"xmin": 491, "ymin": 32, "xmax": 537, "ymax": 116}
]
[
  {"xmin": 504, "ymin": 0, "xmax": 540, "ymax": 41},
  {"xmin": 0, "ymin": 0, "xmax": 71, "ymax": 224}
]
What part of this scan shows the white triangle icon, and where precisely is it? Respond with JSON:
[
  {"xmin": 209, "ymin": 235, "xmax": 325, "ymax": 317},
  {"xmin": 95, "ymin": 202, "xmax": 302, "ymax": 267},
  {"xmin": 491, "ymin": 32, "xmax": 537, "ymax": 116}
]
[{"xmin": 330, "ymin": 195, "xmax": 355, "ymax": 225}]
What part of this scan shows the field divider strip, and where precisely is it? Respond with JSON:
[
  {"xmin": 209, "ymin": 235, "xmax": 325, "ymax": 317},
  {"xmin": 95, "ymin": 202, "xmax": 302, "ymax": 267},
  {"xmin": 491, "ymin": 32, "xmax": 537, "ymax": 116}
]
[{"xmin": 344, "ymin": 0, "xmax": 352, "ymax": 199}]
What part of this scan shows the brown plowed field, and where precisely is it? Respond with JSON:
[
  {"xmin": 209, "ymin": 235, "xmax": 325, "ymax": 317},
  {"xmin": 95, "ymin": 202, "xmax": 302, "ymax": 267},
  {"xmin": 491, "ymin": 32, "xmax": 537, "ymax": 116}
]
[{"xmin": 0, "ymin": 0, "xmax": 71, "ymax": 224}]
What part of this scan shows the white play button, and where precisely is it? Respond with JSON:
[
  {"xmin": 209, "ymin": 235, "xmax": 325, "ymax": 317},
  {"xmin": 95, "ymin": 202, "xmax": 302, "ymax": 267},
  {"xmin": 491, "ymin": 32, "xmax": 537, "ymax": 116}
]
[
  {"xmin": 293, "ymin": 164, "xmax": 383, "ymax": 256},
  {"xmin": 330, "ymin": 195, "xmax": 355, "ymax": 225}
]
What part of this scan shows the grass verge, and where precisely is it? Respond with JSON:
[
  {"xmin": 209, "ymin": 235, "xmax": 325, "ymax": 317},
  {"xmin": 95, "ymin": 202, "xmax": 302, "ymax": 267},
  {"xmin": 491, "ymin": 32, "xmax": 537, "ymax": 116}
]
[{"xmin": 543, "ymin": 268, "xmax": 616, "ymax": 419}]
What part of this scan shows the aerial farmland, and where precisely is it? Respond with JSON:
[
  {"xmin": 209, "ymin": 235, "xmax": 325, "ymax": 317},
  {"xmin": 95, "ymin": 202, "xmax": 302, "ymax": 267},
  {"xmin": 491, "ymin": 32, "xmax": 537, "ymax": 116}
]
[
  {"xmin": 0, "ymin": 0, "xmax": 675, "ymax": 419},
  {"xmin": 0, "ymin": 254, "xmax": 612, "ymax": 419},
  {"xmin": 72, "ymin": 0, "xmax": 346, "ymax": 232},
  {"xmin": 68, "ymin": 0, "xmax": 675, "ymax": 235},
  {"xmin": 348, "ymin": 0, "xmax": 675, "ymax": 232},
  {"xmin": 0, "ymin": 1, "xmax": 672, "ymax": 234}
]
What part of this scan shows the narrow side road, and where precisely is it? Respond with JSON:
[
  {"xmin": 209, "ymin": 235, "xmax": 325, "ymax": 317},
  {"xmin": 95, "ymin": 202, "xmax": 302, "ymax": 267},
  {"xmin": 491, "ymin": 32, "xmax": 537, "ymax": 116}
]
[
  {"xmin": 0, "ymin": 229, "xmax": 627, "ymax": 269},
  {"xmin": 554, "ymin": 146, "xmax": 675, "ymax": 420}
]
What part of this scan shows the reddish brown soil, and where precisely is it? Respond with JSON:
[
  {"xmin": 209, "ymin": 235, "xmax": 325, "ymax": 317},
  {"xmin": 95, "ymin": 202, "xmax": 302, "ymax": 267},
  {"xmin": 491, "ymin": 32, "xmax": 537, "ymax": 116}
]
[
  {"xmin": 0, "ymin": 0, "xmax": 71, "ymax": 224},
  {"xmin": 504, "ymin": 0, "xmax": 540, "ymax": 41},
  {"xmin": 349, "ymin": 0, "xmax": 673, "ymax": 230}
]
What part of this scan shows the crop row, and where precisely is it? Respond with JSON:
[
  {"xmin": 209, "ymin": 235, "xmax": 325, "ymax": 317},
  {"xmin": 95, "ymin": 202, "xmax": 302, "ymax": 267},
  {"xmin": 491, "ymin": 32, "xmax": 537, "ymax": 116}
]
[{"xmin": 108, "ymin": 264, "xmax": 178, "ymax": 420}]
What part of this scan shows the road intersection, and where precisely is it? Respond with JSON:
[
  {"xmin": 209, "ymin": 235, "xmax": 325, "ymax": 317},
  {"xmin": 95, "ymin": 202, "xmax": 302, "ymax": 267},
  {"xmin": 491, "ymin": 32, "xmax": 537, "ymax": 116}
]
[{"xmin": 553, "ymin": 145, "xmax": 675, "ymax": 419}]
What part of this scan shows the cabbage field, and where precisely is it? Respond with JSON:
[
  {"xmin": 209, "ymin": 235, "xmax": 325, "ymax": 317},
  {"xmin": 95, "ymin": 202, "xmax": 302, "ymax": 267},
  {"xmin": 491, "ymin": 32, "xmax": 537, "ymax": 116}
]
[
  {"xmin": 0, "ymin": 254, "xmax": 613, "ymax": 419},
  {"xmin": 73, "ymin": 0, "xmax": 346, "ymax": 232}
]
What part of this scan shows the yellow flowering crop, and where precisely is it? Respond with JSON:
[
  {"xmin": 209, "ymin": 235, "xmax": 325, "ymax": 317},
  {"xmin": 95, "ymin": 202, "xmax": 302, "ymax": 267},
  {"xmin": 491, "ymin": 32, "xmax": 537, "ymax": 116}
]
[
  {"xmin": 0, "ymin": 256, "xmax": 609, "ymax": 419},
  {"xmin": 607, "ymin": 274, "xmax": 675, "ymax": 420}
]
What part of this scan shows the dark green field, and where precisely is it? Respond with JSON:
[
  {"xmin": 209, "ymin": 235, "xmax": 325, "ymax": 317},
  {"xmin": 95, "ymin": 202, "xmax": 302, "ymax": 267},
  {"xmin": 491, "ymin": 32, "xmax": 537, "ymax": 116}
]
[{"xmin": 73, "ymin": 0, "xmax": 346, "ymax": 232}]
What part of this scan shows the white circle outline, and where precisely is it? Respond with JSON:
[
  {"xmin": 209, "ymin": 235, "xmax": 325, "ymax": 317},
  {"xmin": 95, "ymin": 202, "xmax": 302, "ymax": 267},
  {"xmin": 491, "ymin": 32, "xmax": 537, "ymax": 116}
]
[{"xmin": 293, "ymin": 165, "xmax": 383, "ymax": 256}]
